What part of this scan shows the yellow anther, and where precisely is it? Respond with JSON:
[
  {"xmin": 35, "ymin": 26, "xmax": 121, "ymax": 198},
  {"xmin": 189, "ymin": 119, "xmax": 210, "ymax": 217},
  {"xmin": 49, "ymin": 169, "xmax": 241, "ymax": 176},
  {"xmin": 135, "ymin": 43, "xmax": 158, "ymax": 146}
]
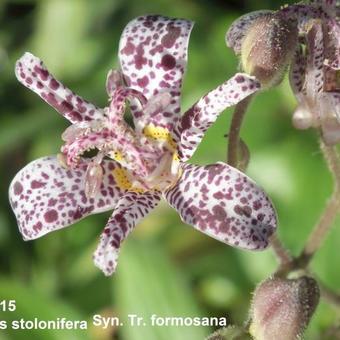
[
  {"xmin": 172, "ymin": 152, "xmax": 180, "ymax": 162},
  {"xmin": 112, "ymin": 167, "xmax": 146, "ymax": 193},
  {"xmin": 130, "ymin": 186, "xmax": 147, "ymax": 194},
  {"xmin": 143, "ymin": 124, "xmax": 177, "ymax": 151},
  {"xmin": 112, "ymin": 167, "xmax": 132, "ymax": 190},
  {"xmin": 110, "ymin": 150, "xmax": 125, "ymax": 162}
]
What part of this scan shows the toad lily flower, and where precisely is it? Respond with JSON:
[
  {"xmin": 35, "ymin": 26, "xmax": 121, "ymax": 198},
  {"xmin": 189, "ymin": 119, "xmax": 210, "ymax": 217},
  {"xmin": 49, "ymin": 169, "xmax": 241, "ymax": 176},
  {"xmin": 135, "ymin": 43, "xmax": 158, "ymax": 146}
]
[
  {"xmin": 9, "ymin": 15, "xmax": 277, "ymax": 276},
  {"xmin": 289, "ymin": 0, "xmax": 340, "ymax": 144},
  {"xmin": 226, "ymin": 0, "xmax": 340, "ymax": 144}
]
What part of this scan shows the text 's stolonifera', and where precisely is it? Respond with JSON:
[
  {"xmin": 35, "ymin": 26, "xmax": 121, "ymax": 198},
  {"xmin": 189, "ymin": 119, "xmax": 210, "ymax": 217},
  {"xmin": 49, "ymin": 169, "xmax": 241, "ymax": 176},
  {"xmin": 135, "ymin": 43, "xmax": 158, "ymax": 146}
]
[{"xmin": 9, "ymin": 15, "xmax": 277, "ymax": 276}]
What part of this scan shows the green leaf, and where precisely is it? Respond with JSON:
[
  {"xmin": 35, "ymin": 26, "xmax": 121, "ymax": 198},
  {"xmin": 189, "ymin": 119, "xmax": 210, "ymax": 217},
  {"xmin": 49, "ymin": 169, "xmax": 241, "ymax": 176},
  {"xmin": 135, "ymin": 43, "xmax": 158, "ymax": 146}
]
[
  {"xmin": 32, "ymin": 0, "xmax": 94, "ymax": 78},
  {"xmin": 0, "ymin": 110, "xmax": 58, "ymax": 157},
  {"xmin": 114, "ymin": 239, "xmax": 210, "ymax": 340}
]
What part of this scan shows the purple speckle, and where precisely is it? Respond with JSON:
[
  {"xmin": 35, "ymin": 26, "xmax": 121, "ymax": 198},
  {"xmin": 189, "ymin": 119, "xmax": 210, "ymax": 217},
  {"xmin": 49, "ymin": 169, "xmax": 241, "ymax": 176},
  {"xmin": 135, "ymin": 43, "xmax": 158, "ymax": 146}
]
[
  {"xmin": 44, "ymin": 209, "xmax": 58, "ymax": 223},
  {"xmin": 14, "ymin": 182, "xmax": 23, "ymax": 195},
  {"xmin": 161, "ymin": 54, "xmax": 176, "ymax": 70}
]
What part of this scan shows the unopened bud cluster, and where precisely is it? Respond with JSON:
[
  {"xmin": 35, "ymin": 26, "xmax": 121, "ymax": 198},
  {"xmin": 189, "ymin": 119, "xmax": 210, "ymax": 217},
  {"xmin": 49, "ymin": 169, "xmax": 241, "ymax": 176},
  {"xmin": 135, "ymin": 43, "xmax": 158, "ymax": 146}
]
[
  {"xmin": 240, "ymin": 14, "xmax": 298, "ymax": 88},
  {"xmin": 249, "ymin": 276, "xmax": 319, "ymax": 340}
]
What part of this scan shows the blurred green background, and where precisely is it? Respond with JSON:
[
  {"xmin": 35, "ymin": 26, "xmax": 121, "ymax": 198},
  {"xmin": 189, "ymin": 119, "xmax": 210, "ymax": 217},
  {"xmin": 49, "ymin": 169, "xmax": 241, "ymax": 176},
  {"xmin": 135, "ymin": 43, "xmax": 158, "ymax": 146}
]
[{"xmin": 0, "ymin": 0, "xmax": 339, "ymax": 339}]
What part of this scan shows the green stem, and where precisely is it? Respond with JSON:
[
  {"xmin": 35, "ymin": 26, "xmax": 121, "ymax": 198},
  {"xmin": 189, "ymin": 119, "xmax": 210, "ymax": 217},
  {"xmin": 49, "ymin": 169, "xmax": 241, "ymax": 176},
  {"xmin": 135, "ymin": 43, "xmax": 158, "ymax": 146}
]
[
  {"xmin": 227, "ymin": 95, "xmax": 253, "ymax": 168},
  {"xmin": 269, "ymin": 234, "xmax": 293, "ymax": 268},
  {"xmin": 298, "ymin": 142, "xmax": 340, "ymax": 266}
]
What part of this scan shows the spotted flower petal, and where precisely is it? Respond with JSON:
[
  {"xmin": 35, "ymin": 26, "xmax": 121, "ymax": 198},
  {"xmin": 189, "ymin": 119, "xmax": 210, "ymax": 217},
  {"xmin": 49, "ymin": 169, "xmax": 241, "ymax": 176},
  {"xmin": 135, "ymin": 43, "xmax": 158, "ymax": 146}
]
[
  {"xmin": 323, "ymin": 17, "xmax": 340, "ymax": 78},
  {"xmin": 310, "ymin": 0, "xmax": 337, "ymax": 10},
  {"xmin": 320, "ymin": 92, "xmax": 340, "ymax": 144},
  {"xmin": 119, "ymin": 15, "xmax": 193, "ymax": 131},
  {"xmin": 9, "ymin": 156, "xmax": 126, "ymax": 240},
  {"xmin": 290, "ymin": 45, "xmax": 307, "ymax": 98},
  {"xmin": 93, "ymin": 191, "xmax": 161, "ymax": 276},
  {"xmin": 164, "ymin": 163, "xmax": 277, "ymax": 250},
  {"xmin": 226, "ymin": 10, "xmax": 274, "ymax": 55},
  {"xmin": 177, "ymin": 73, "xmax": 261, "ymax": 161},
  {"xmin": 305, "ymin": 22, "xmax": 325, "ymax": 98},
  {"xmin": 15, "ymin": 52, "xmax": 103, "ymax": 123},
  {"xmin": 279, "ymin": 4, "xmax": 320, "ymax": 34},
  {"xmin": 289, "ymin": 46, "xmax": 314, "ymax": 129}
]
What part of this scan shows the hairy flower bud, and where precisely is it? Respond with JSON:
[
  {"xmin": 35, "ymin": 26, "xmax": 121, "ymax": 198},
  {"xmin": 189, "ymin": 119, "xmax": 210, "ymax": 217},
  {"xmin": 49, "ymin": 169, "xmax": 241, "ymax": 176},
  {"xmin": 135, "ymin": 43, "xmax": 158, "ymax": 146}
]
[
  {"xmin": 241, "ymin": 13, "xmax": 298, "ymax": 88},
  {"xmin": 249, "ymin": 276, "xmax": 319, "ymax": 340}
]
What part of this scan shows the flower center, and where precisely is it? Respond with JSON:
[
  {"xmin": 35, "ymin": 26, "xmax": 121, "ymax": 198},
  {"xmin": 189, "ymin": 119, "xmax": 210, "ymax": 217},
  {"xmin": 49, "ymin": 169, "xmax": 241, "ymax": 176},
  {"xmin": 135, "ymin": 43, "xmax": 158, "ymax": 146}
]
[{"xmin": 60, "ymin": 85, "xmax": 180, "ymax": 197}]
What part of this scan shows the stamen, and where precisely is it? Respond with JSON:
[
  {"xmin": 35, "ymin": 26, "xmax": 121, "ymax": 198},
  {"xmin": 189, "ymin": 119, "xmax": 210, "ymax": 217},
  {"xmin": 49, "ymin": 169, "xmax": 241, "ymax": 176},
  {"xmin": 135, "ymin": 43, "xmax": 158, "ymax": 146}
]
[{"xmin": 60, "ymin": 84, "xmax": 180, "ymax": 194}]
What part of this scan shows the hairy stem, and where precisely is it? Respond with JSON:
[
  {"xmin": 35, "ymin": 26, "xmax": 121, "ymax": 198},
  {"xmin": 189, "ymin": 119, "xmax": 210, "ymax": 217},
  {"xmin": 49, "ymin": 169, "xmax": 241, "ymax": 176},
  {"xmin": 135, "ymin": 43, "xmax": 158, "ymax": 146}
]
[
  {"xmin": 298, "ymin": 142, "xmax": 340, "ymax": 265},
  {"xmin": 269, "ymin": 233, "xmax": 293, "ymax": 267},
  {"xmin": 227, "ymin": 95, "xmax": 253, "ymax": 168},
  {"xmin": 300, "ymin": 192, "xmax": 339, "ymax": 264},
  {"xmin": 271, "ymin": 142, "xmax": 340, "ymax": 278}
]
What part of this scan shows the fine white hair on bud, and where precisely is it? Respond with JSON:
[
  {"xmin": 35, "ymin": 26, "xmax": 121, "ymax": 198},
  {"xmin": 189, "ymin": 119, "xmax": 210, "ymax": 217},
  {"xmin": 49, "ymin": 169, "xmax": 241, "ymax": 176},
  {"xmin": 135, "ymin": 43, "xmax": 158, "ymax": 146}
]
[
  {"xmin": 249, "ymin": 276, "xmax": 319, "ymax": 340},
  {"xmin": 240, "ymin": 13, "xmax": 298, "ymax": 88}
]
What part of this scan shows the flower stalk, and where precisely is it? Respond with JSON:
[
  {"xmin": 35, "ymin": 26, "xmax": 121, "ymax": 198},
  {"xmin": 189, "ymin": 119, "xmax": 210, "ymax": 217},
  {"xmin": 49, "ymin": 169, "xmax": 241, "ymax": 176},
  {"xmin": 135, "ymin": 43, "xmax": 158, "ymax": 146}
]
[
  {"xmin": 298, "ymin": 142, "xmax": 340, "ymax": 265},
  {"xmin": 227, "ymin": 95, "xmax": 253, "ymax": 168},
  {"xmin": 269, "ymin": 233, "xmax": 293, "ymax": 269}
]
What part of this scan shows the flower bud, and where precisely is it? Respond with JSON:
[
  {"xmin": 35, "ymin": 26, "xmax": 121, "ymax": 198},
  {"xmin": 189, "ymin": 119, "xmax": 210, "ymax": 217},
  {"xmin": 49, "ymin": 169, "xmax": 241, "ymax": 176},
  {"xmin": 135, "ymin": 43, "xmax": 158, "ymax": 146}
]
[
  {"xmin": 249, "ymin": 276, "xmax": 319, "ymax": 340},
  {"xmin": 241, "ymin": 13, "xmax": 298, "ymax": 88}
]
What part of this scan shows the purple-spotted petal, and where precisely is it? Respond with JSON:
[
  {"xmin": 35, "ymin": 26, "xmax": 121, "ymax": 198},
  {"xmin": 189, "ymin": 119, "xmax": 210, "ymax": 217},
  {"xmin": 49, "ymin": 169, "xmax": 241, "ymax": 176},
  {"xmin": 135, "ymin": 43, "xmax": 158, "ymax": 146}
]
[
  {"xmin": 320, "ymin": 92, "xmax": 340, "ymax": 144},
  {"xmin": 289, "ymin": 45, "xmax": 307, "ymax": 97},
  {"xmin": 321, "ymin": 118, "xmax": 340, "ymax": 145},
  {"xmin": 289, "ymin": 46, "xmax": 316, "ymax": 130},
  {"xmin": 310, "ymin": 0, "xmax": 336, "ymax": 5},
  {"xmin": 106, "ymin": 69, "xmax": 124, "ymax": 98},
  {"xmin": 93, "ymin": 191, "xmax": 161, "ymax": 276},
  {"xmin": 279, "ymin": 4, "xmax": 320, "ymax": 34},
  {"xmin": 177, "ymin": 73, "xmax": 261, "ymax": 161},
  {"xmin": 226, "ymin": 10, "xmax": 273, "ymax": 54},
  {"xmin": 305, "ymin": 22, "xmax": 324, "ymax": 98},
  {"xmin": 310, "ymin": 0, "xmax": 337, "ymax": 11},
  {"xmin": 15, "ymin": 52, "xmax": 103, "ymax": 123},
  {"xmin": 164, "ymin": 163, "xmax": 277, "ymax": 250},
  {"xmin": 119, "ymin": 15, "xmax": 193, "ymax": 130},
  {"xmin": 9, "ymin": 156, "xmax": 125, "ymax": 240},
  {"xmin": 323, "ymin": 19, "xmax": 340, "ymax": 70}
]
